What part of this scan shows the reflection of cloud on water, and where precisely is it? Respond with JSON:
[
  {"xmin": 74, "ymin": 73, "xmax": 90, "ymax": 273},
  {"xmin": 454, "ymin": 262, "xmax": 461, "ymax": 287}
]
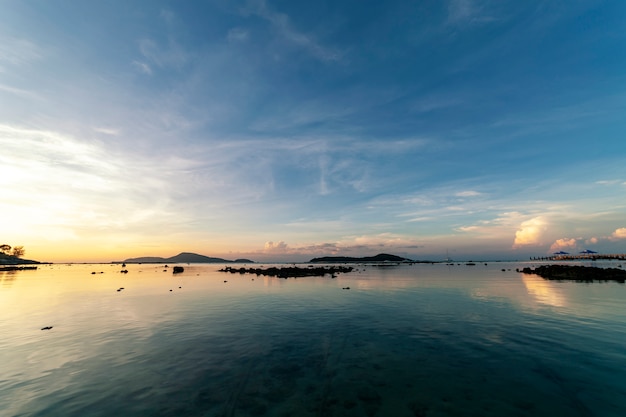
[{"xmin": 522, "ymin": 274, "xmax": 566, "ymax": 307}]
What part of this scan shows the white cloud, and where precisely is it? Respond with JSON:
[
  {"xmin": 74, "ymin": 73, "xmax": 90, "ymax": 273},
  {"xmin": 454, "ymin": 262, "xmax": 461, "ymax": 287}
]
[
  {"xmin": 93, "ymin": 127, "xmax": 120, "ymax": 135},
  {"xmin": 611, "ymin": 228, "xmax": 626, "ymax": 240},
  {"xmin": 132, "ymin": 60, "xmax": 152, "ymax": 75},
  {"xmin": 513, "ymin": 216, "xmax": 547, "ymax": 247},
  {"xmin": 549, "ymin": 238, "xmax": 578, "ymax": 252},
  {"xmin": 264, "ymin": 241, "xmax": 289, "ymax": 252},
  {"xmin": 456, "ymin": 190, "xmax": 481, "ymax": 197}
]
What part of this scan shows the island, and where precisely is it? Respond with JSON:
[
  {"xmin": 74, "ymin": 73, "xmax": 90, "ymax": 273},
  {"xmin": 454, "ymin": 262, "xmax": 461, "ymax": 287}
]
[
  {"xmin": 520, "ymin": 265, "xmax": 626, "ymax": 283},
  {"xmin": 122, "ymin": 252, "xmax": 254, "ymax": 264},
  {"xmin": 309, "ymin": 253, "xmax": 412, "ymax": 263},
  {"xmin": 0, "ymin": 252, "xmax": 40, "ymax": 268}
]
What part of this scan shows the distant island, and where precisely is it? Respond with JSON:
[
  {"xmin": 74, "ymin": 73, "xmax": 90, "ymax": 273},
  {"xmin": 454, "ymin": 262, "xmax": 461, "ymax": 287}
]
[
  {"xmin": 309, "ymin": 253, "xmax": 412, "ymax": 263},
  {"xmin": 122, "ymin": 252, "xmax": 254, "ymax": 264},
  {"xmin": 0, "ymin": 252, "xmax": 40, "ymax": 266}
]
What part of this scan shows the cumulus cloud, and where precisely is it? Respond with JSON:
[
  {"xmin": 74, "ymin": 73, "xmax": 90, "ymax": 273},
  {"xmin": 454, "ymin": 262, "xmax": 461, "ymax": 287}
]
[
  {"xmin": 586, "ymin": 237, "xmax": 599, "ymax": 245},
  {"xmin": 549, "ymin": 238, "xmax": 578, "ymax": 252},
  {"xmin": 611, "ymin": 228, "xmax": 626, "ymax": 240},
  {"xmin": 513, "ymin": 217, "xmax": 547, "ymax": 248},
  {"xmin": 264, "ymin": 241, "xmax": 289, "ymax": 252}
]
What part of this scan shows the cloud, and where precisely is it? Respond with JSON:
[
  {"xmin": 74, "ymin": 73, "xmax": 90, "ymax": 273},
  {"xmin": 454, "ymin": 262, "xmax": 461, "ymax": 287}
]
[
  {"xmin": 513, "ymin": 216, "xmax": 547, "ymax": 248},
  {"xmin": 0, "ymin": 83, "xmax": 42, "ymax": 100},
  {"xmin": 549, "ymin": 238, "xmax": 578, "ymax": 252},
  {"xmin": 0, "ymin": 36, "xmax": 42, "ymax": 67},
  {"xmin": 447, "ymin": 0, "xmax": 498, "ymax": 26},
  {"xmin": 132, "ymin": 60, "xmax": 153, "ymax": 75},
  {"xmin": 244, "ymin": 0, "xmax": 342, "ymax": 62},
  {"xmin": 93, "ymin": 127, "xmax": 120, "ymax": 135},
  {"xmin": 227, "ymin": 27, "xmax": 249, "ymax": 42},
  {"xmin": 456, "ymin": 190, "xmax": 481, "ymax": 197},
  {"xmin": 264, "ymin": 241, "xmax": 289, "ymax": 252},
  {"xmin": 138, "ymin": 38, "xmax": 188, "ymax": 69},
  {"xmin": 611, "ymin": 228, "xmax": 626, "ymax": 240},
  {"xmin": 258, "ymin": 233, "xmax": 423, "ymax": 258}
]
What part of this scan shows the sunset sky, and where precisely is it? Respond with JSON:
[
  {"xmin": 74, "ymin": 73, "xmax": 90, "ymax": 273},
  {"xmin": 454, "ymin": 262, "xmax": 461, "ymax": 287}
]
[{"xmin": 2, "ymin": 0, "xmax": 625, "ymax": 263}]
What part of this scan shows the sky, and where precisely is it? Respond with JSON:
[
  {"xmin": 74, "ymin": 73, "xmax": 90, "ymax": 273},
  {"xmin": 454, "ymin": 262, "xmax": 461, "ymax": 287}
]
[{"xmin": 1, "ymin": 0, "xmax": 626, "ymax": 263}]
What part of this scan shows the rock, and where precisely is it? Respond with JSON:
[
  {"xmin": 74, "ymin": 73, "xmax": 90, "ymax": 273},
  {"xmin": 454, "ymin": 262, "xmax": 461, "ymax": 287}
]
[{"xmin": 172, "ymin": 266, "xmax": 184, "ymax": 273}]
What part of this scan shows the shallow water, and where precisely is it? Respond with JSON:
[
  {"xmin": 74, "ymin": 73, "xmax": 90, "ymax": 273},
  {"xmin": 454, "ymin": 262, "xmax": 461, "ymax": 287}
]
[{"xmin": 1, "ymin": 262, "xmax": 625, "ymax": 416}]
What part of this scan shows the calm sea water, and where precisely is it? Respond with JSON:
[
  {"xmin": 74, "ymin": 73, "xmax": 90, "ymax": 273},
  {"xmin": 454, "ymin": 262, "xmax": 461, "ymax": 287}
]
[{"xmin": 1, "ymin": 262, "xmax": 625, "ymax": 417}]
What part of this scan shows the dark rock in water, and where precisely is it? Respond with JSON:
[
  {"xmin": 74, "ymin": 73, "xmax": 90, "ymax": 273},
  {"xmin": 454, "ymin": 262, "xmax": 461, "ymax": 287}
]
[
  {"xmin": 120, "ymin": 270, "xmax": 128, "ymax": 274},
  {"xmin": 0, "ymin": 266, "xmax": 38, "ymax": 271},
  {"xmin": 522, "ymin": 265, "xmax": 626, "ymax": 282},
  {"xmin": 172, "ymin": 266, "xmax": 184, "ymax": 274},
  {"xmin": 219, "ymin": 265, "xmax": 354, "ymax": 279},
  {"xmin": 41, "ymin": 326, "xmax": 53, "ymax": 330}
]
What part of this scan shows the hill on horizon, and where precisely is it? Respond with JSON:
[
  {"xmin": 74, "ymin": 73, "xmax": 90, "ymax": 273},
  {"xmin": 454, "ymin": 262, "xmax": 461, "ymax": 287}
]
[
  {"xmin": 122, "ymin": 252, "xmax": 254, "ymax": 264},
  {"xmin": 309, "ymin": 253, "xmax": 412, "ymax": 263}
]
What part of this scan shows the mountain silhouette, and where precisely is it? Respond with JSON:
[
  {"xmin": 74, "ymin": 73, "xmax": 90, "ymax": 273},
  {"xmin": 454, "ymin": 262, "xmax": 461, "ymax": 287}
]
[{"xmin": 123, "ymin": 252, "xmax": 254, "ymax": 263}]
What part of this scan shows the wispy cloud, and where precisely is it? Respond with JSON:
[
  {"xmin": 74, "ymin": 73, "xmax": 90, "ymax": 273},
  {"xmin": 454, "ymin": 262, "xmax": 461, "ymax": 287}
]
[
  {"xmin": 132, "ymin": 60, "xmax": 152, "ymax": 75},
  {"xmin": 0, "ymin": 83, "xmax": 42, "ymax": 100},
  {"xmin": 93, "ymin": 127, "xmax": 120, "ymax": 136},
  {"xmin": 447, "ymin": 0, "xmax": 498, "ymax": 26},
  {"xmin": 137, "ymin": 38, "xmax": 188, "ymax": 70},
  {"xmin": 227, "ymin": 27, "xmax": 249, "ymax": 43},
  {"xmin": 243, "ymin": 0, "xmax": 343, "ymax": 62},
  {"xmin": 0, "ymin": 35, "xmax": 42, "ymax": 68}
]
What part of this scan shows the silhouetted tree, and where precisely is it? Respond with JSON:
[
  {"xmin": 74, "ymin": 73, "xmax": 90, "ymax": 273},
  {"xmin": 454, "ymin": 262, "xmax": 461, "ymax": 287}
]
[
  {"xmin": 0, "ymin": 244, "xmax": 11, "ymax": 255},
  {"xmin": 11, "ymin": 246, "xmax": 25, "ymax": 258}
]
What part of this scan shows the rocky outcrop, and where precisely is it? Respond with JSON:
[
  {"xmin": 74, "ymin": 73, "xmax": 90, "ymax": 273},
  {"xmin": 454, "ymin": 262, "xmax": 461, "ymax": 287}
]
[
  {"xmin": 520, "ymin": 265, "xmax": 626, "ymax": 282},
  {"xmin": 220, "ymin": 265, "xmax": 354, "ymax": 278}
]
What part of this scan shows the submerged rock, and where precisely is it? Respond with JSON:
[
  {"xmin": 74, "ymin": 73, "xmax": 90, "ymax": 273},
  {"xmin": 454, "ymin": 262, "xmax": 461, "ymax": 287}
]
[{"xmin": 172, "ymin": 266, "xmax": 184, "ymax": 274}]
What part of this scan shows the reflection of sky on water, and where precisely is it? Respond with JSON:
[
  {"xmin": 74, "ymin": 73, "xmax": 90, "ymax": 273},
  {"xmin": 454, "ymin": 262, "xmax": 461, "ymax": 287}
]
[
  {"xmin": 522, "ymin": 274, "xmax": 567, "ymax": 307},
  {"xmin": 3, "ymin": 263, "xmax": 626, "ymax": 417}
]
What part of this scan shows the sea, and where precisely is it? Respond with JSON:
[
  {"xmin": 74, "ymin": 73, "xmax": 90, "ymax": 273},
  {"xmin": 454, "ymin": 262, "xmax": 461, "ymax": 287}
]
[{"xmin": 1, "ymin": 261, "xmax": 625, "ymax": 417}]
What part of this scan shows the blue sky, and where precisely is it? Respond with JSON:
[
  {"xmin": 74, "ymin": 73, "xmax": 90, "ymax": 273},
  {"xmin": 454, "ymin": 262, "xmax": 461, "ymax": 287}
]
[{"xmin": 1, "ymin": 0, "xmax": 625, "ymax": 262}]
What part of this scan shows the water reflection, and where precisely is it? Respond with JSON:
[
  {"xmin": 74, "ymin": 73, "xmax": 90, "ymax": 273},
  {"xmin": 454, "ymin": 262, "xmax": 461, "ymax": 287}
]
[
  {"xmin": 2, "ymin": 263, "xmax": 626, "ymax": 416},
  {"xmin": 522, "ymin": 274, "xmax": 567, "ymax": 307}
]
